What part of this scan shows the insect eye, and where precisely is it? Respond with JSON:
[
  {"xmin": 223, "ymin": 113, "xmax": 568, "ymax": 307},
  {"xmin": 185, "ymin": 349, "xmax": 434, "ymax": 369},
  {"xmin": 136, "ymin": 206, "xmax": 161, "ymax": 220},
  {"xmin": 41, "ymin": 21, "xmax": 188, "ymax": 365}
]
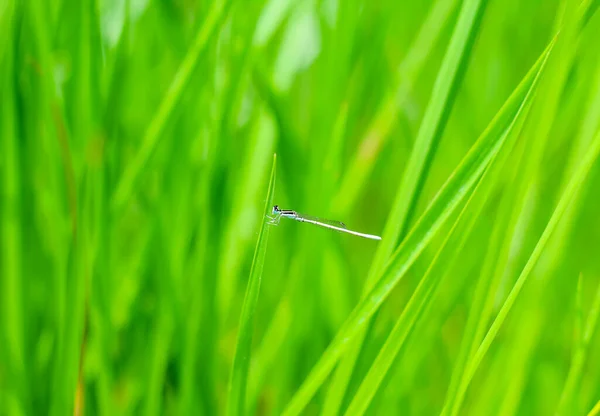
[{"xmin": 273, "ymin": 205, "xmax": 279, "ymax": 214}]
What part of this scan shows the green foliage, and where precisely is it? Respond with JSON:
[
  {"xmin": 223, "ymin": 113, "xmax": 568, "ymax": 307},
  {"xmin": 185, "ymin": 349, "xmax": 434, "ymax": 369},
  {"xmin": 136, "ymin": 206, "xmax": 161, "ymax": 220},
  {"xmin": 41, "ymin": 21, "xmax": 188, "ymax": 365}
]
[
  {"xmin": 228, "ymin": 155, "xmax": 276, "ymax": 416},
  {"xmin": 1, "ymin": 0, "xmax": 600, "ymax": 415}
]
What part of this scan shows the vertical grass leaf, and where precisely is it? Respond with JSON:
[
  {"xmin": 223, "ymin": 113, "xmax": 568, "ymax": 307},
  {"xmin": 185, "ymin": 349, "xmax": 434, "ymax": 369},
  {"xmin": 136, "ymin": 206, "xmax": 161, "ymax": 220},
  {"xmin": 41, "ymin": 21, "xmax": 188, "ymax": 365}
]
[
  {"xmin": 343, "ymin": 55, "xmax": 544, "ymax": 413},
  {"xmin": 324, "ymin": 0, "xmax": 487, "ymax": 411},
  {"xmin": 227, "ymin": 154, "xmax": 277, "ymax": 416},
  {"xmin": 111, "ymin": 0, "xmax": 232, "ymax": 210}
]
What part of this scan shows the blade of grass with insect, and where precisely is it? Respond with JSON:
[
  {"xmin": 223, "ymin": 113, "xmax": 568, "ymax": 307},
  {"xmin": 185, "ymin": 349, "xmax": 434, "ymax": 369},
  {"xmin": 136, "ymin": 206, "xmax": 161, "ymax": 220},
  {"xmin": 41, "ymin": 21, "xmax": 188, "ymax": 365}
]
[
  {"xmin": 282, "ymin": 35, "xmax": 554, "ymax": 416},
  {"xmin": 111, "ymin": 0, "xmax": 232, "ymax": 211},
  {"xmin": 7, "ymin": 0, "xmax": 600, "ymax": 414},
  {"xmin": 449, "ymin": 129, "xmax": 600, "ymax": 415},
  {"xmin": 323, "ymin": 0, "xmax": 487, "ymax": 412},
  {"xmin": 227, "ymin": 154, "xmax": 276, "ymax": 416}
]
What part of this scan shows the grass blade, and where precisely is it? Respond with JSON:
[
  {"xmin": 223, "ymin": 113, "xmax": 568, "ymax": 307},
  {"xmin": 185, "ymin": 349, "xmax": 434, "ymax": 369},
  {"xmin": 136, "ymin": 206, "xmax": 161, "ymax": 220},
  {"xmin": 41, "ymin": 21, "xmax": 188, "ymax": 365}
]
[
  {"xmin": 443, "ymin": 4, "xmax": 598, "ymax": 414},
  {"xmin": 324, "ymin": 0, "xmax": 486, "ymax": 411},
  {"xmin": 1, "ymin": 3, "xmax": 27, "ymax": 413},
  {"xmin": 331, "ymin": 0, "xmax": 459, "ymax": 217},
  {"xmin": 227, "ymin": 154, "xmax": 277, "ymax": 416},
  {"xmin": 343, "ymin": 57, "xmax": 542, "ymax": 413},
  {"xmin": 111, "ymin": 0, "xmax": 231, "ymax": 211},
  {"xmin": 589, "ymin": 399, "xmax": 600, "ymax": 416},
  {"xmin": 216, "ymin": 109, "xmax": 277, "ymax": 322},
  {"xmin": 556, "ymin": 276, "xmax": 600, "ymax": 415},
  {"xmin": 575, "ymin": 274, "xmax": 585, "ymax": 358},
  {"xmin": 282, "ymin": 37, "xmax": 554, "ymax": 416},
  {"xmin": 451, "ymin": 130, "xmax": 600, "ymax": 415},
  {"xmin": 379, "ymin": 0, "xmax": 488, "ymax": 242},
  {"xmin": 343, "ymin": 175, "xmax": 482, "ymax": 416}
]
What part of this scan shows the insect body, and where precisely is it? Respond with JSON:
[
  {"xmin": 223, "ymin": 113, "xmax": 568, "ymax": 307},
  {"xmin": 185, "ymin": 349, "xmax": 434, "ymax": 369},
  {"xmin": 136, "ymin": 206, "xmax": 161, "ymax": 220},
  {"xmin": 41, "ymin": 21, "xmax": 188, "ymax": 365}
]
[{"xmin": 267, "ymin": 205, "xmax": 381, "ymax": 241}]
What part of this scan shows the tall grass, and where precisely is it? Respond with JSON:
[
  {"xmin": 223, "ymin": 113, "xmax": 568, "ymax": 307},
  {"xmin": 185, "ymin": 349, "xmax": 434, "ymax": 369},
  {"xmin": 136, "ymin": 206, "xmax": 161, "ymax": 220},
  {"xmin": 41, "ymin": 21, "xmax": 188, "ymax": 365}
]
[{"xmin": 1, "ymin": 0, "xmax": 600, "ymax": 415}]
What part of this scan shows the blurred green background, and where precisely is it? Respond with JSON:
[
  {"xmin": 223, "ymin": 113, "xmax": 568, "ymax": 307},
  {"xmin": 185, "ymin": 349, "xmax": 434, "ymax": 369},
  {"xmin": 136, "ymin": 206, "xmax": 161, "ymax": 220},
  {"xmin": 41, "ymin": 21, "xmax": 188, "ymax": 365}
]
[{"xmin": 2, "ymin": 0, "xmax": 600, "ymax": 414}]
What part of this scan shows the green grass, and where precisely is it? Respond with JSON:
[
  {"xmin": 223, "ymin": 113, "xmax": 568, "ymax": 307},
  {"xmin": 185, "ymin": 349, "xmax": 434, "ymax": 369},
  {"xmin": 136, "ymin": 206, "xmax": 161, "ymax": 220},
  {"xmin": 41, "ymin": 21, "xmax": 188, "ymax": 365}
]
[
  {"xmin": 227, "ymin": 154, "xmax": 276, "ymax": 416},
  {"xmin": 2, "ymin": 0, "xmax": 600, "ymax": 415}
]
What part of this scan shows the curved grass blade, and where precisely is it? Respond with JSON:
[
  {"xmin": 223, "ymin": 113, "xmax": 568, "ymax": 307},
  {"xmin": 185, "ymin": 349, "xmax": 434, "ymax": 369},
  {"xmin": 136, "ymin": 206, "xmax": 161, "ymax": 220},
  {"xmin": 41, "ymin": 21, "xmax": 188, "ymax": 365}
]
[
  {"xmin": 450, "ymin": 130, "xmax": 600, "ymax": 415},
  {"xmin": 547, "ymin": 46, "xmax": 600, "ymax": 416},
  {"xmin": 111, "ymin": 0, "xmax": 232, "ymax": 211},
  {"xmin": 556, "ymin": 277, "xmax": 600, "ymax": 415},
  {"xmin": 439, "ymin": 125, "xmax": 530, "ymax": 416},
  {"xmin": 282, "ymin": 37, "xmax": 555, "ymax": 416},
  {"xmin": 324, "ymin": 0, "xmax": 487, "ymax": 411},
  {"xmin": 440, "ymin": 32, "xmax": 570, "ymax": 416},
  {"xmin": 381, "ymin": 0, "xmax": 489, "ymax": 242},
  {"xmin": 344, "ymin": 176, "xmax": 484, "ymax": 416},
  {"xmin": 443, "ymin": 3, "xmax": 600, "ymax": 414},
  {"xmin": 226, "ymin": 154, "xmax": 277, "ymax": 416},
  {"xmin": 343, "ymin": 62, "xmax": 541, "ymax": 414},
  {"xmin": 216, "ymin": 110, "xmax": 277, "ymax": 322}
]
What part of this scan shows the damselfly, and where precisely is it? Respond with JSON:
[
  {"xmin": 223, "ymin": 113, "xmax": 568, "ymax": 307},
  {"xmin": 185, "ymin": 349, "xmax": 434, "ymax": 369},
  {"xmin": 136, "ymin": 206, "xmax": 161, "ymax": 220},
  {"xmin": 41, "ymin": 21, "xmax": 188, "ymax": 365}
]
[{"xmin": 267, "ymin": 205, "xmax": 381, "ymax": 241}]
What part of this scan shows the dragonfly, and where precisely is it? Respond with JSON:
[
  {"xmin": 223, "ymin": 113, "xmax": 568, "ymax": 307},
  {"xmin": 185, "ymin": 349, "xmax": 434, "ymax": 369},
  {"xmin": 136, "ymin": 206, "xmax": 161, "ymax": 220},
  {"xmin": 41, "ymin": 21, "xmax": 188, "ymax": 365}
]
[{"xmin": 267, "ymin": 205, "xmax": 381, "ymax": 241}]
